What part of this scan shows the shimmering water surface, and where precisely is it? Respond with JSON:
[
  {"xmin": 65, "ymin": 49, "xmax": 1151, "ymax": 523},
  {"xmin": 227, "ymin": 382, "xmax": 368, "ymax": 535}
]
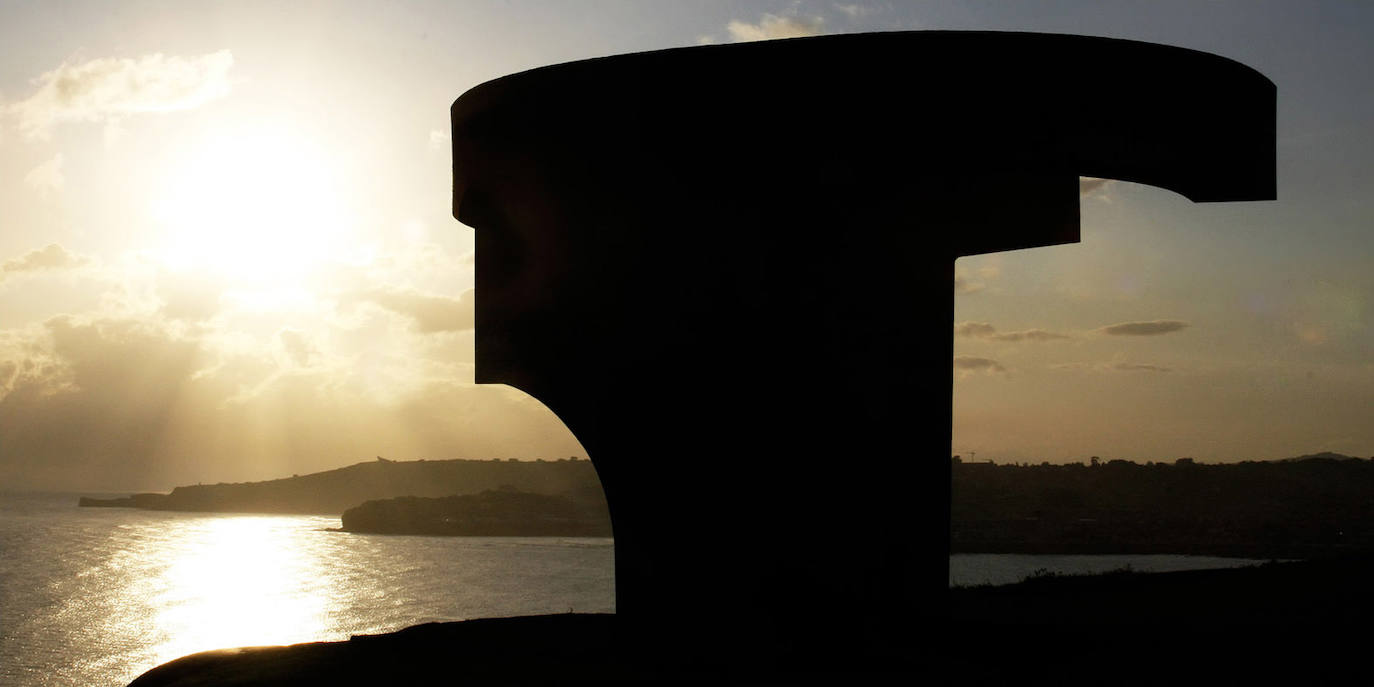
[
  {"xmin": 2, "ymin": 492, "xmax": 1274, "ymax": 686},
  {"xmin": 0, "ymin": 492, "xmax": 615, "ymax": 687}
]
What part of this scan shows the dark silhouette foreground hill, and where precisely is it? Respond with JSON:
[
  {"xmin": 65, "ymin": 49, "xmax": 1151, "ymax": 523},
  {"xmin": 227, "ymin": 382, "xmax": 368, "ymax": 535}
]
[{"xmin": 129, "ymin": 555, "xmax": 1374, "ymax": 685}]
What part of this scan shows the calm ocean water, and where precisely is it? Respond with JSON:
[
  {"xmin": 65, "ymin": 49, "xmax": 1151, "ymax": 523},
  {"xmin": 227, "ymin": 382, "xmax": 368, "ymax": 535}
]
[
  {"xmin": 0, "ymin": 492, "xmax": 615, "ymax": 687},
  {"xmin": 1, "ymin": 492, "xmax": 1270, "ymax": 686}
]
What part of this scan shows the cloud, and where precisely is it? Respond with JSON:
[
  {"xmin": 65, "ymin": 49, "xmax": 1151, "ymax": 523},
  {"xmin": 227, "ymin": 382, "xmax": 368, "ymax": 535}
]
[
  {"xmin": 954, "ymin": 263, "xmax": 999, "ymax": 294},
  {"xmin": 0, "ymin": 314, "xmax": 584, "ymax": 491},
  {"xmin": 1053, "ymin": 361, "xmax": 1172, "ymax": 374},
  {"xmin": 429, "ymin": 129, "xmax": 450, "ymax": 152},
  {"xmin": 0, "ymin": 315, "xmax": 576, "ymax": 488},
  {"xmin": 996, "ymin": 329, "xmax": 1071, "ymax": 342},
  {"xmin": 2, "ymin": 244, "xmax": 89, "ymax": 279},
  {"xmin": 11, "ymin": 50, "xmax": 234, "ymax": 138},
  {"xmin": 1079, "ymin": 177, "xmax": 1115, "ymax": 197},
  {"xmin": 0, "ymin": 360, "xmax": 16, "ymax": 393},
  {"xmin": 277, "ymin": 329, "xmax": 315, "ymax": 367},
  {"xmin": 1111, "ymin": 362, "xmax": 1171, "ymax": 373},
  {"xmin": 1095, "ymin": 320, "xmax": 1190, "ymax": 336},
  {"xmin": 356, "ymin": 287, "xmax": 474, "ymax": 333},
  {"xmin": 1049, "ymin": 362, "xmax": 1089, "ymax": 372},
  {"xmin": 24, "ymin": 153, "xmax": 65, "ymax": 195},
  {"xmin": 953, "ymin": 356, "xmax": 1005, "ymax": 374},
  {"xmin": 726, "ymin": 13, "xmax": 825, "ymax": 42},
  {"xmin": 156, "ymin": 270, "xmax": 223, "ymax": 321},
  {"xmin": 955, "ymin": 321, "xmax": 1070, "ymax": 341},
  {"xmin": 954, "ymin": 275, "xmax": 983, "ymax": 294},
  {"xmin": 954, "ymin": 322, "xmax": 997, "ymax": 338},
  {"xmin": 833, "ymin": 4, "xmax": 872, "ymax": 19}
]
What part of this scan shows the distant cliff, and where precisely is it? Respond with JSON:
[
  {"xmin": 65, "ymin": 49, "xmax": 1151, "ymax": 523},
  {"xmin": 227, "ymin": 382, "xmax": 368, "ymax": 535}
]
[
  {"xmin": 953, "ymin": 453, "xmax": 1374, "ymax": 558},
  {"xmin": 78, "ymin": 458, "xmax": 606, "ymax": 516},
  {"xmin": 341, "ymin": 487, "xmax": 612, "ymax": 536},
  {"xmin": 78, "ymin": 493, "xmax": 169, "ymax": 508}
]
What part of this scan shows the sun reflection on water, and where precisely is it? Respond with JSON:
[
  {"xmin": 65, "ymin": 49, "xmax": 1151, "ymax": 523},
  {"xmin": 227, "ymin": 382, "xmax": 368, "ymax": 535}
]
[
  {"xmin": 11, "ymin": 503, "xmax": 614, "ymax": 686},
  {"xmin": 138, "ymin": 516, "xmax": 333, "ymax": 666}
]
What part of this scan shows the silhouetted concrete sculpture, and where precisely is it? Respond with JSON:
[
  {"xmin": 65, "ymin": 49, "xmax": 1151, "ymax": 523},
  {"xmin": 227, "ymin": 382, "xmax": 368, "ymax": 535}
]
[{"xmin": 452, "ymin": 31, "xmax": 1274, "ymax": 674}]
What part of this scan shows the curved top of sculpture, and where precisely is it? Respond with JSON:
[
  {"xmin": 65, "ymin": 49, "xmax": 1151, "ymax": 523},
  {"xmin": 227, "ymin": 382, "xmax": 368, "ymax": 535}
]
[{"xmin": 452, "ymin": 30, "xmax": 1275, "ymax": 229}]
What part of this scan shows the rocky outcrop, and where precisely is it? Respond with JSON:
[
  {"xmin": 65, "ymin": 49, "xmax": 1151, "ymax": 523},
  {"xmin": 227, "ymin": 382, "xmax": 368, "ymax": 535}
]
[{"xmin": 341, "ymin": 488, "xmax": 612, "ymax": 536}]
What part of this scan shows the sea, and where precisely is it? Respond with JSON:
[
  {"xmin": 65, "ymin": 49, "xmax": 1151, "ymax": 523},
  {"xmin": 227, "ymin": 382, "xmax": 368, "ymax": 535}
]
[
  {"xmin": 0, "ymin": 492, "xmax": 615, "ymax": 687},
  {"xmin": 1, "ymin": 491, "xmax": 1270, "ymax": 687}
]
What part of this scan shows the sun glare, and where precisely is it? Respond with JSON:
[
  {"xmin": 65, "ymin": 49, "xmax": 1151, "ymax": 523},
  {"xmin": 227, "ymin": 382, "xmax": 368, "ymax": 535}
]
[
  {"xmin": 152, "ymin": 126, "xmax": 355, "ymax": 296},
  {"xmin": 149, "ymin": 516, "xmax": 331, "ymax": 666}
]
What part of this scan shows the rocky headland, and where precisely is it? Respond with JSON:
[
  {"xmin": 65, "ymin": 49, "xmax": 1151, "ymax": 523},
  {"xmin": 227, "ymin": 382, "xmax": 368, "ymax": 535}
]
[
  {"xmin": 340, "ymin": 487, "xmax": 612, "ymax": 536},
  {"xmin": 78, "ymin": 457, "xmax": 607, "ymax": 518}
]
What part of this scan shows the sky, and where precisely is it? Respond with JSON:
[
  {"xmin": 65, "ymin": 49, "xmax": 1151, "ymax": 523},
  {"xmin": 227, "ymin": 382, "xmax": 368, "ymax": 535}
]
[{"xmin": 0, "ymin": 1, "xmax": 1371, "ymax": 491}]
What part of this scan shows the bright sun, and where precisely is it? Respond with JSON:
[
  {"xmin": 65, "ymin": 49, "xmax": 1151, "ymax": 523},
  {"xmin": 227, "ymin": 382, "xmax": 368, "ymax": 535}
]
[{"xmin": 153, "ymin": 125, "xmax": 354, "ymax": 294}]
